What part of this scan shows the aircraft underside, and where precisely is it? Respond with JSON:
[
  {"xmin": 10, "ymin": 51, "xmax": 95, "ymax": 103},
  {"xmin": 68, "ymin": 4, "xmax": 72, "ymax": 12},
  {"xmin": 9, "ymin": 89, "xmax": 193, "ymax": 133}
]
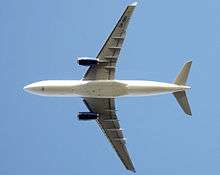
[
  {"xmin": 24, "ymin": 80, "xmax": 189, "ymax": 98},
  {"xmin": 23, "ymin": 2, "xmax": 192, "ymax": 172}
]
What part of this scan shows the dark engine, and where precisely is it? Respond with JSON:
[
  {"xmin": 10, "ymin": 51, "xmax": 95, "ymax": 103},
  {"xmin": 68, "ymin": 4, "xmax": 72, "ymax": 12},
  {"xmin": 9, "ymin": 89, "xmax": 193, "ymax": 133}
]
[
  {"xmin": 77, "ymin": 57, "xmax": 98, "ymax": 66},
  {"xmin": 77, "ymin": 112, "xmax": 98, "ymax": 120}
]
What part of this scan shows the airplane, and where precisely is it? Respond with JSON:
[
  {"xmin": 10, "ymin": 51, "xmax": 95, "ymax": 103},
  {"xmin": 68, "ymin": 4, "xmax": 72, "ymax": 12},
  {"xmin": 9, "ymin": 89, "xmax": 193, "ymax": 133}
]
[{"xmin": 23, "ymin": 2, "xmax": 192, "ymax": 172}]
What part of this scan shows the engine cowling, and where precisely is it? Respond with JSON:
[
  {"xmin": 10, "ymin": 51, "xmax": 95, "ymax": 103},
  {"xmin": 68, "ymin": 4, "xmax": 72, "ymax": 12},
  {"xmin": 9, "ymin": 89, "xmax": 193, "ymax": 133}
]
[
  {"xmin": 77, "ymin": 112, "xmax": 98, "ymax": 120},
  {"xmin": 77, "ymin": 57, "xmax": 98, "ymax": 66}
]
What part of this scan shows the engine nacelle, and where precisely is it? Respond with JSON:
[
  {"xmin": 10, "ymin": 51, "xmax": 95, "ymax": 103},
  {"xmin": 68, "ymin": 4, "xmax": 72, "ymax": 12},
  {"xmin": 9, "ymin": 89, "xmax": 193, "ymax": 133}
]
[
  {"xmin": 77, "ymin": 57, "xmax": 98, "ymax": 66},
  {"xmin": 77, "ymin": 112, "xmax": 98, "ymax": 120}
]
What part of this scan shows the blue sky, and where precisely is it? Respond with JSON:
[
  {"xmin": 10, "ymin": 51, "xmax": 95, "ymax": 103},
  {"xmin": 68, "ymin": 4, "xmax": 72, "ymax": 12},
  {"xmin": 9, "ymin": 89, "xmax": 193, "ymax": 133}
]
[{"xmin": 1, "ymin": 0, "xmax": 220, "ymax": 174}]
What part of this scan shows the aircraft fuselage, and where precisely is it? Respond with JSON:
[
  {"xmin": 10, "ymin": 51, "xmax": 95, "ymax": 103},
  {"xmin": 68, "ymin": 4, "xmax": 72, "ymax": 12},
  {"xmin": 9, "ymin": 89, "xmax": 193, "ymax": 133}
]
[{"xmin": 24, "ymin": 80, "xmax": 190, "ymax": 98}]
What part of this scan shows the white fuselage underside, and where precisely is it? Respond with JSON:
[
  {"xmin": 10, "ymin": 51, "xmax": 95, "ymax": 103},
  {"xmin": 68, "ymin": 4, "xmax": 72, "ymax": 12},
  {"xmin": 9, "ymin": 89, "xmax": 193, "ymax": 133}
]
[{"xmin": 24, "ymin": 80, "xmax": 190, "ymax": 98}]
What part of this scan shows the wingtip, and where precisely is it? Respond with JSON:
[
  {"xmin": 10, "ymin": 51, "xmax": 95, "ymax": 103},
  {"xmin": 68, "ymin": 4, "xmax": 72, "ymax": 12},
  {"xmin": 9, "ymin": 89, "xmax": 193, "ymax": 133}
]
[
  {"xmin": 187, "ymin": 111, "xmax": 192, "ymax": 116},
  {"xmin": 183, "ymin": 60, "xmax": 192, "ymax": 68},
  {"xmin": 186, "ymin": 60, "xmax": 192, "ymax": 65},
  {"xmin": 127, "ymin": 167, "xmax": 136, "ymax": 173},
  {"xmin": 130, "ymin": 168, "xmax": 136, "ymax": 173},
  {"xmin": 129, "ymin": 1, "xmax": 138, "ymax": 7}
]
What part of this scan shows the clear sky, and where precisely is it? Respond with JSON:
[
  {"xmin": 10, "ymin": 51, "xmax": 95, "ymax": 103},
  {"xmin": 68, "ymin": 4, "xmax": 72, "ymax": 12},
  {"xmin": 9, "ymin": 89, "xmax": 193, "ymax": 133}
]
[{"xmin": 1, "ymin": 0, "xmax": 220, "ymax": 174}]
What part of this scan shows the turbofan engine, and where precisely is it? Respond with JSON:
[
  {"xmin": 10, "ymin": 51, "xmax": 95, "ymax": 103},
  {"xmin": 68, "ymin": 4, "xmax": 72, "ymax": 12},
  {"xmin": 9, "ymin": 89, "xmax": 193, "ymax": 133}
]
[
  {"xmin": 77, "ymin": 112, "xmax": 99, "ymax": 120},
  {"xmin": 77, "ymin": 57, "xmax": 98, "ymax": 66}
]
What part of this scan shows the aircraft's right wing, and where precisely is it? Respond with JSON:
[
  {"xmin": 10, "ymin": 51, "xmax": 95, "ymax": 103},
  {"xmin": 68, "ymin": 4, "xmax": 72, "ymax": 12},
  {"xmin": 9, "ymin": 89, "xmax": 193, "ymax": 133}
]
[
  {"xmin": 83, "ymin": 98, "xmax": 135, "ymax": 172},
  {"xmin": 83, "ymin": 2, "xmax": 137, "ymax": 80}
]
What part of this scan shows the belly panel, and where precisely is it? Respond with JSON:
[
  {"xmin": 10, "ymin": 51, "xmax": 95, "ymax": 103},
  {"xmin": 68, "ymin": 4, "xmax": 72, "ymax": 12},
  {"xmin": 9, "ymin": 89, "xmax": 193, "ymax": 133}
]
[{"xmin": 74, "ymin": 80, "xmax": 128, "ymax": 98}]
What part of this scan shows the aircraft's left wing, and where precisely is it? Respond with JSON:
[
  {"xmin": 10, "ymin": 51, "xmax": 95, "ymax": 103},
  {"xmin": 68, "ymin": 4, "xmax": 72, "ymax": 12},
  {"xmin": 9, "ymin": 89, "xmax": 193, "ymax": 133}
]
[
  {"xmin": 83, "ymin": 2, "xmax": 137, "ymax": 80},
  {"xmin": 83, "ymin": 98, "xmax": 135, "ymax": 172}
]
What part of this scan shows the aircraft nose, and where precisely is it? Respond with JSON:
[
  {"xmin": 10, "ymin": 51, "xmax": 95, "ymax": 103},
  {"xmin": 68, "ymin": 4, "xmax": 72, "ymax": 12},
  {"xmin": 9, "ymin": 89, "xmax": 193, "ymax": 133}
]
[
  {"xmin": 23, "ymin": 84, "xmax": 37, "ymax": 93},
  {"xmin": 23, "ymin": 84, "xmax": 32, "ymax": 92},
  {"xmin": 23, "ymin": 83, "xmax": 44, "ymax": 94}
]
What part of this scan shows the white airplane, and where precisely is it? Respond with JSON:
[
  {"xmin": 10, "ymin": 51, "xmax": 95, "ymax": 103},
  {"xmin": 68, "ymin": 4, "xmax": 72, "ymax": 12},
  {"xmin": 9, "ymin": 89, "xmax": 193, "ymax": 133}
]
[{"xmin": 24, "ymin": 2, "xmax": 192, "ymax": 172}]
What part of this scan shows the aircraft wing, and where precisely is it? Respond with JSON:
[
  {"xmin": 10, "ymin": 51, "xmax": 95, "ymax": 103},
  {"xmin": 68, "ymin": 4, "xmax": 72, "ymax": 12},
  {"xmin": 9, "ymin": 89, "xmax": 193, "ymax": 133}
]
[
  {"xmin": 83, "ymin": 2, "xmax": 137, "ymax": 80},
  {"xmin": 83, "ymin": 98, "xmax": 135, "ymax": 172}
]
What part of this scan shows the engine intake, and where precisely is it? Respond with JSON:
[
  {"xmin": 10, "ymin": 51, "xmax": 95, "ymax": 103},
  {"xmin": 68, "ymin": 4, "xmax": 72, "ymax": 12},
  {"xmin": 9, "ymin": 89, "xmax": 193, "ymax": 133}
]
[
  {"xmin": 77, "ymin": 112, "xmax": 98, "ymax": 120},
  {"xmin": 77, "ymin": 57, "xmax": 98, "ymax": 66}
]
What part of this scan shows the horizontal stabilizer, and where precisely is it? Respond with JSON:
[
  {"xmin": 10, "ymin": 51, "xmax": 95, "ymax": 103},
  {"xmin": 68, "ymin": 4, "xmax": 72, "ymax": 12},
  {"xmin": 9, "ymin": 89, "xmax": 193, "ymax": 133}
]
[
  {"xmin": 174, "ymin": 61, "xmax": 192, "ymax": 85},
  {"xmin": 173, "ymin": 91, "xmax": 192, "ymax": 116},
  {"xmin": 173, "ymin": 61, "xmax": 192, "ymax": 116}
]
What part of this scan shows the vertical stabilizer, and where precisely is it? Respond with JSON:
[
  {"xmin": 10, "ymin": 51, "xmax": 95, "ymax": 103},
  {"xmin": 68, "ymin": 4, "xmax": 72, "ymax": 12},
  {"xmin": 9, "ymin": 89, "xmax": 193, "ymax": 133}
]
[{"xmin": 173, "ymin": 61, "xmax": 192, "ymax": 116}]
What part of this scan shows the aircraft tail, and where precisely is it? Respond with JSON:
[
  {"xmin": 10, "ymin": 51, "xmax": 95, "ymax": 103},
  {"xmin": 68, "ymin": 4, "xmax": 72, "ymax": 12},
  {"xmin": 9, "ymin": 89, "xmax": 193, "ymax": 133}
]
[{"xmin": 173, "ymin": 61, "xmax": 192, "ymax": 116}]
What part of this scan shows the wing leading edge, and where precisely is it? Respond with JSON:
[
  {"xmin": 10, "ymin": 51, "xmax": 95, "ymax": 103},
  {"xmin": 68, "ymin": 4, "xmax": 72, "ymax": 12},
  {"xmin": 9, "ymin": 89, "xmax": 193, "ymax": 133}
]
[
  {"xmin": 83, "ymin": 98, "xmax": 135, "ymax": 172},
  {"xmin": 83, "ymin": 2, "xmax": 137, "ymax": 80}
]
